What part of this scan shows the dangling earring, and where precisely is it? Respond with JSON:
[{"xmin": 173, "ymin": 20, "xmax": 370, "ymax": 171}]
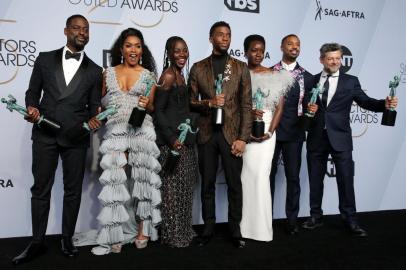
[
  {"xmin": 139, "ymin": 56, "xmax": 143, "ymax": 65},
  {"xmin": 121, "ymin": 55, "xmax": 123, "ymax": 63}
]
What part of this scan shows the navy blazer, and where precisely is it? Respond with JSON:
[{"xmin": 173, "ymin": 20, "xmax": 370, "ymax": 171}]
[
  {"xmin": 25, "ymin": 48, "xmax": 102, "ymax": 148},
  {"xmin": 307, "ymin": 72, "xmax": 385, "ymax": 152},
  {"xmin": 273, "ymin": 62, "xmax": 314, "ymax": 142}
]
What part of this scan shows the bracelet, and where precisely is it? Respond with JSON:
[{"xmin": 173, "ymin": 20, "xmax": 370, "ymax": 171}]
[{"xmin": 266, "ymin": 131, "xmax": 273, "ymax": 137}]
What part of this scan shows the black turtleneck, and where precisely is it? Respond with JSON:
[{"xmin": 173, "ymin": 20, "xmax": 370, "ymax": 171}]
[{"xmin": 212, "ymin": 53, "xmax": 228, "ymax": 81}]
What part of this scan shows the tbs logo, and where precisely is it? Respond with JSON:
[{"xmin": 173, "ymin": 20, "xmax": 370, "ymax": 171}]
[{"xmin": 224, "ymin": 0, "xmax": 259, "ymax": 13}]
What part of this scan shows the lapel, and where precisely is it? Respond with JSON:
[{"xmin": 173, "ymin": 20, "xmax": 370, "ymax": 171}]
[
  {"xmin": 58, "ymin": 52, "xmax": 89, "ymax": 101},
  {"xmin": 205, "ymin": 57, "xmax": 215, "ymax": 97},
  {"xmin": 54, "ymin": 48, "xmax": 67, "ymax": 96},
  {"xmin": 221, "ymin": 57, "xmax": 232, "ymax": 99},
  {"xmin": 314, "ymin": 73, "xmax": 324, "ymax": 107}
]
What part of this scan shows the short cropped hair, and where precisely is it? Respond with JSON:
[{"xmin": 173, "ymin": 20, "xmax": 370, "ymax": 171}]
[
  {"xmin": 319, "ymin": 43, "xmax": 343, "ymax": 58},
  {"xmin": 66, "ymin": 14, "xmax": 88, "ymax": 27},
  {"xmin": 244, "ymin": 34, "xmax": 265, "ymax": 53},
  {"xmin": 209, "ymin": 21, "xmax": 231, "ymax": 37},
  {"xmin": 281, "ymin": 34, "xmax": 299, "ymax": 45}
]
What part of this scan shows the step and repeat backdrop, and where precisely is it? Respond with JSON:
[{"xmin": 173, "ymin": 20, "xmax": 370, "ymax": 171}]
[{"xmin": 1, "ymin": 0, "xmax": 405, "ymax": 238}]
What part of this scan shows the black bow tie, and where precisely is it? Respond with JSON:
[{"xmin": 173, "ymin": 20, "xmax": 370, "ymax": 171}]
[{"xmin": 65, "ymin": 51, "xmax": 81, "ymax": 61}]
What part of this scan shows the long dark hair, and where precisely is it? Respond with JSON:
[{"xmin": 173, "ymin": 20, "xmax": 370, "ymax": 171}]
[
  {"xmin": 110, "ymin": 27, "xmax": 157, "ymax": 76},
  {"xmin": 162, "ymin": 36, "xmax": 189, "ymax": 78}
]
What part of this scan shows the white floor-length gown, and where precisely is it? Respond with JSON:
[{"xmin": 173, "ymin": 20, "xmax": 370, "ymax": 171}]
[{"xmin": 240, "ymin": 70, "xmax": 294, "ymax": 241}]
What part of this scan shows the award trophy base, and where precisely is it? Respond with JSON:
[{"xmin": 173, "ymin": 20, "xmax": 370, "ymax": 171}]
[
  {"xmin": 252, "ymin": 119, "xmax": 265, "ymax": 138},
  {"xmin": 129, "ymin": 107, "xmax": 147, "ymax": 128},
  {"xmin": 213, "ymin": 108, "xmax": 224, "ymax": 125},
  {"xmin": 381, "ymin": 109, "xmax": 397, "ymax": 126},
  {"xmin": 163, "ymin": 150, "xmax": 180, "ymax": 174},
  {"xmin": 298, "ymin": 114, "xmax": 314, "ymax": 131}
]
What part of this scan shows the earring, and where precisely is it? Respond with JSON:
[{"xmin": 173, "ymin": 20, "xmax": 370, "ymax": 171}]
[
  {"xmin": 121, "ymin": 55, "xmax": 123, "ymax": 63},
  {"xmin": 139, "ymin": 56, "xmax": 143, "ymax": 65}
]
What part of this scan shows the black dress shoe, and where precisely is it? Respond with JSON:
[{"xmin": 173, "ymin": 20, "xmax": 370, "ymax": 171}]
[
  {"xmin": 286, "ymin": 223, "xmax": 299, "ymax": 235},
  {"xmin": 232, "ymin": 238, "xmax": 245, "ymax": 249},
  {"xmin": 61, "ymin": 236, "xmax": 79, "ymax": 257},
  {"xmin": 348, "ymin": 224, "xmax": 368, "ymax": 237},
  {"xmin": 12, "ymin": 242, "xmax": 47, "ymax": 265},
  {"xmin": 302, "ymin": 217, "xmax": 323, "ymax": 230}
]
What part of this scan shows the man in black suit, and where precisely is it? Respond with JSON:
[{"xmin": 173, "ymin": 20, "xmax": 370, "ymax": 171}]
[
  {"xmin": 270, "ymin": 34, "xmax": 314, "ymax": 235},
  {"xmin": 12, "ymin": 15, "xmax": 102, "ymax": 265},
  {"xmin": 302, "ymin": 43, "xmax": 398, "ymax": 236}
]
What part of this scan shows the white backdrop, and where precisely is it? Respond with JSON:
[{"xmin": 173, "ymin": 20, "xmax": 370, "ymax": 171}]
[{"xmin": 1, "ymin": 0, "xmax": 405, "ymax": 238}]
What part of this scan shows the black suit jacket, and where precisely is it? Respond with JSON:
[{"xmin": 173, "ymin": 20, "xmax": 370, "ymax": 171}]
[
  {"xmin": 273, "ymin": 62, "xmax": 314, "ymax": 142},
  {"xmin": 25, "ymin": 48, "xmax": 102, "ymax": 148},
  {"xmin": 307, "ymin": 72, "xmax": 385, "ymax": 152}
]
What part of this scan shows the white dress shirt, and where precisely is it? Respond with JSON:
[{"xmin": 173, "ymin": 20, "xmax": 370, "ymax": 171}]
[
  {"xmin": 318, "ymin": 70, "xmax": 339, "ymax": 106},
  {"xmin": 281, "ymin": 61, "xmax": 297, "ymax": 72},
  {"xmin": 62, "ymin": 46, "xmax": 84, "ymax": 85}
]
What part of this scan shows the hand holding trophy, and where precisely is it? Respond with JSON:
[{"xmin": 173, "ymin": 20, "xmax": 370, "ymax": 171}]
[
  {"xmin": 381, "ymin": 75, "xmax": 400, "ymax": 126},
  {"xmin": 128, "ymin": 78, "xmax": 155, "ymax": 127},
  {"xmin": 1, "ymin": 94, "xmax": 60, "ymax": 129},
  {"xmin": 251, "ymin": 87, "xmax": 269, "ymax": 138},
  {"xmin": 66, "ymin": 104, "xmax": 119, "ymax": 140},
  {"xmin": 299, "ymin": 83, "xmax": 322, "ymax": 131},
  {"xmin": 212, "ymin": 74, "xmax": 225, "ymax": 125},
  {"xmin": 163, "ymin": 118, "xmax": 199, "ymax": 173}
]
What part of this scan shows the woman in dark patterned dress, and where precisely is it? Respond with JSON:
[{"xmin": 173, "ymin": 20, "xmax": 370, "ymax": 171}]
[{"xmin": 154, "ymin": 36, "xmax": 198, "ymax": 247}]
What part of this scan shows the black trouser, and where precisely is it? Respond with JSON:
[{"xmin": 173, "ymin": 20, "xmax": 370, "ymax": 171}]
[
  {"xmin": 197, "ymin": 129, "xmax": 243, "ymax": 238},
  {"xmin": 31, "ymin": 140, "xmax": 87, "ymax": 243},
  {"xmin": 306, "ymin": 130, "xmax": 357, "ymax": 225},
  {"xmin": 270, "ymin": 140, "xmax": 303, "ymax": 225}
]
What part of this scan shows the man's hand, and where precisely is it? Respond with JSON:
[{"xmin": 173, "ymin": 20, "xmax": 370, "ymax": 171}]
[
  {"xmin": 138, "ymin": 95, "xmax": 150, "ymax": 108},
  {"xmin": 87, "ymin": 107, "xmax": 102, "ymax": 130},
  {"xmin": 307, "ymin": 103, "xmax": 318, "ymax": 114},
  {"xmin": 385, "ymin": 96, "xmax": 398, "ymax": 110},
  {"xmin": 210, "ymin": 93, "xmax": 225, "ymax": 108},
  {"xmin": 231, "ymin": 139, "xmax": 246, "ymax": 157},
  {"xmin": 25, "ymin": 106, "xmax": 40, "ymax": 123}
]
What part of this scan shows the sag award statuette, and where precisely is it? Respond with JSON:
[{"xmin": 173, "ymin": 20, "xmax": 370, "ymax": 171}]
[
  {"xmin": 252, "ymin": 87, "xmax": 269, "ymax": 138},
  {"xmin": 66, "ymin": 104, "xmax": 119, "ymax": 140},
  {"xmin": 381, "ymin": 75, "xmax": 400, "ymax": 126},
  {"xmin": 1, "ymin": 94, "xmax": 61, "ymax": 129},
  {"xmin": 163, "ymin": 118, "xmax": 199, "ymax": 173},
  {"xmin": 299, "ymin": 83, "xmax": 323, "ymax": 131},
  {"xmin": 213, "ymin": 74, "xmax": 224, "ymax": 125},
  {"xmin": 128, "ymin": 79, "xmax": 154, "ymax": 127}
]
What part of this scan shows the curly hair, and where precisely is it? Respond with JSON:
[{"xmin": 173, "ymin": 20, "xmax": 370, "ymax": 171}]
[
  {"xmin": 110, "ymin": 27, "xmax": 157, "ymax": 76},
  {"xmin": 162, "ymin": 36, "xmax": 189, "ymax": 76}
]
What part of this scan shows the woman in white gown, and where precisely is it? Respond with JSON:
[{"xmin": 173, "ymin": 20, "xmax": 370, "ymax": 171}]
[{"xmin": 240, "ymin": 35, "xmax": 294, "ymax": 241}]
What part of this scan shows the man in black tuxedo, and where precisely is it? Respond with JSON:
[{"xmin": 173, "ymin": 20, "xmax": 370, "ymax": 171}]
[
  {"xmin": 302, "ymin": 43, "xmax": 398, "ymax": 236},
  {"xmin": 12, "ymin": 15, "xmax": 102, "ymax": 265},
  {"xmin": 270, "ymin": 34, "xmax": 314, "ymax": 235}
]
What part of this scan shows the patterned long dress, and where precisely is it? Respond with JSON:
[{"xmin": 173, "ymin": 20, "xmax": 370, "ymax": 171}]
[
  {"xmin": 92, "ymin": 67, "xmax": 161, "ymax": 254},
  {"xmin": 154, "ymin": 84, "xmax": 198, "ymax": 247}
]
